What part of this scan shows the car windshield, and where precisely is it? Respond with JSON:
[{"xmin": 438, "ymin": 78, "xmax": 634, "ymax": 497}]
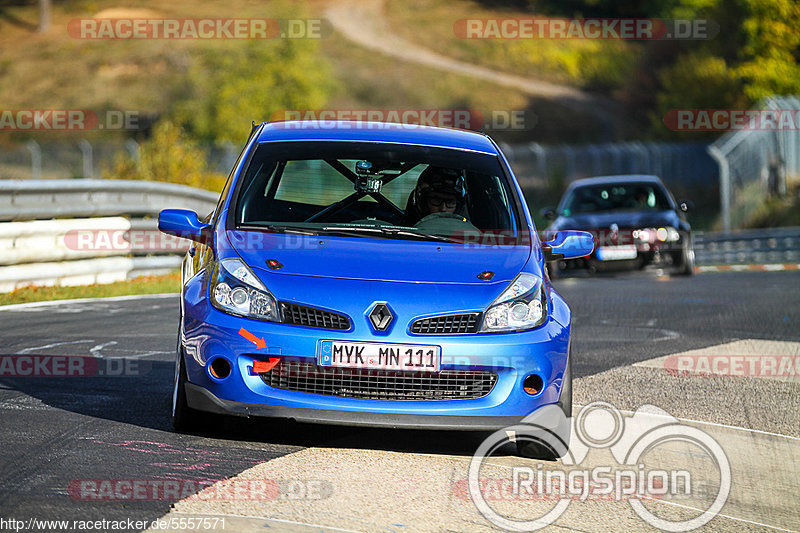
[
  {"xmin": 233, "ymin": 141, "xmax": 521, "ymax": 243},
  {"xmin": 561, "ymin": 182, "xmax": 672, "ymax": 215}
]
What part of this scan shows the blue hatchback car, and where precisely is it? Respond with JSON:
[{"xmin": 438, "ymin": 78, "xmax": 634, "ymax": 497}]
[{"xmin": 159, "ymin": 121, "xmax": 593, "ymax": 457}]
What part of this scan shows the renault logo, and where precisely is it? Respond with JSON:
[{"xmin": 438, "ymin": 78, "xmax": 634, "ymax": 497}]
[{"xmin": 368, "ymin": 303, "xmax": 394, "ymax": 331}]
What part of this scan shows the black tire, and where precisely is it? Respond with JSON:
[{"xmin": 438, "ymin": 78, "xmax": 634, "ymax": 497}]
[
  {"xmin": 674, "ymin": 236, "xmax": 695, "ymax": 276},
  {"xmin": 516, "ymin": 355, "xmax": 572, "ymax": 460},
  {"xmin": 546, "ymin": 261, "xmax": 559, "ymax": 281},
  {"xmin": 558, "ymin": 354, "xmax": 573, "ymax": 420},
  {"xmin": 172, "ymin": 348, "xmax": 201, "ymax": 432}
]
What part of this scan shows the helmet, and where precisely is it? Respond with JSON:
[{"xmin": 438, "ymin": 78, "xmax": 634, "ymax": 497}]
[
  {"xmin": 415, "ymin": 166, "xmax": 466, "ymax": 199},
  {"xmin": 409, "ymin": 166, "xmax": 466, "ymax": 215}
]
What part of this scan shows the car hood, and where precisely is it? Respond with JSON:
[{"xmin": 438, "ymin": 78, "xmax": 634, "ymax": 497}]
[
  {"xmin": 551, "ymin": 210, "xmax": 681, "ymax": 231},
  {"xmin": 226, "ymin": 230, "xmax": 532, "ymax": 285}
]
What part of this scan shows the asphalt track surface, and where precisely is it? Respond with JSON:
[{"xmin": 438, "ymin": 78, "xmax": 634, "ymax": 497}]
[{"xmin": 0, "ymin": 271, "xmax": 798, "ymax": 531}]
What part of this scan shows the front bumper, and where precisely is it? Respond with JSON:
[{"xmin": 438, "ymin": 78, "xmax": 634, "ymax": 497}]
[
  {"xmin": 179, "ymin": 273, "xmax": 573, "ymax": 429},
  {"xmin": 186, "ymin": 383, "xmax": 536, "ymax": 430},
  {"xmin": 559, "ymin": 233, "xmax": 687, "ymax": 272}
]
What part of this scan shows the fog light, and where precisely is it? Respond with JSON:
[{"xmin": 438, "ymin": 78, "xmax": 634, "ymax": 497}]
[
  {"xmin": 208, "ymin": 357, "xmax": 232, "ymax": 380},
  {"xmin": 523, "ymin": 374, "xmax": 544, "ymax": 395}
]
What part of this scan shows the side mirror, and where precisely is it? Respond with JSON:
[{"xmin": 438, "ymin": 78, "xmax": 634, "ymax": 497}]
[
  {"xmin": 540, "ymin": 207, "xmax": 557, "ymax": 221},
  {"xmin": 158, "ymin": 209, "xmax": 212, "ymax": 243},
  {"xmin": 677, "ymin": 199, "xmax": 694, "ymax": 212},
  {"xmin": 542, "ymin": 230, "xmax": 594, "ymax": 262}
]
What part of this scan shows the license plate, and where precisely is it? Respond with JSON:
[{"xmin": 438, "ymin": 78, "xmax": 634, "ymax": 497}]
[
  {"xmin": 318, "ymin": 341, "xmax": 441, "ymax": 372},
  {"xmin": 596, "ymin": 245, "xmax": 637, "ymax": 261}
]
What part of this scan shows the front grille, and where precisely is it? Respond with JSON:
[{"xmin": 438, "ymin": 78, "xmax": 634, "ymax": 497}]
[
  {"xmin": 259, "ymin": 360, "xmax": 497, "ymax": 400},
  {"xmin": 410, "ymin": 313, "xmax": 481, "ymax": 334},
  {"xmin": 280, "ymin": 302, "xmax": 350, "ymax": 330}
]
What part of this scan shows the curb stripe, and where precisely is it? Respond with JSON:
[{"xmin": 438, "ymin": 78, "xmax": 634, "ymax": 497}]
[{"xmin": 696, "ymin": 264, "xmax": 800, "ymax": 273}]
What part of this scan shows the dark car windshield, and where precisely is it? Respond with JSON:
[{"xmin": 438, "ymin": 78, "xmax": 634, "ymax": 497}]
[
  {"xmin": 232, "ymin": 141, "xmax": 521, "ymax": 243},
  {"xmin": 560, "ymin": 182, "xmax": 672, "ymax": 215}
]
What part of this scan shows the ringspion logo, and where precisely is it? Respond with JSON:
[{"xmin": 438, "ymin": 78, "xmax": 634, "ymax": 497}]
[{"xmin": 469, "ymin": 402, "xmax": 730, "ymax": 531}]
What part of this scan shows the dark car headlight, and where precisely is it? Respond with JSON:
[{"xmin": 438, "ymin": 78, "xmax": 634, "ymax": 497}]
[
  {"xmin": 633, "ymin": 227, "xmax": 680, "ymax": 243},
  {"xmin": 480, "ymin": 273, "xmax": 547, "ymax": 332},
  {"xmin": 210, "ymin": 258, "xmax": 279, "ymax": 322}
]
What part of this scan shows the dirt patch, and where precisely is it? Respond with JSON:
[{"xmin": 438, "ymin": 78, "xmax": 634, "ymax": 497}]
[{"xmin": 91, "ymin": 8, "xmax": 163, "ymax": 19}]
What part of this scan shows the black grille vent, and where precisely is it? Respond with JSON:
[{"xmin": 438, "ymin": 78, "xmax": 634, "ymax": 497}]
[
  {"xmin": 280, "ymin": 302, "xmax": 350, "ymax": 330},
  {"xmin": 410, "ymin": 313, "xmax": 481, "ymax": 334},
  {"xmin": 259, "ymin": 360, "xmax": 496, "ymax": 401}
]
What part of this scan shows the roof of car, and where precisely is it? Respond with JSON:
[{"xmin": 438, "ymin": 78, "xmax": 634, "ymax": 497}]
[
  {"xmin": 567, "ymin": 175, "xmax": 665, "ymax": 189},
  {"xmin": 256, "ymin": 121, "xmax": 499, "ymax": 155}
]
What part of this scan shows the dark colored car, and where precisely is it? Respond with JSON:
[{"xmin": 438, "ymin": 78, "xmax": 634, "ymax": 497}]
[{"xmin": 543, "ymin": 175, "xmax": 694, "ymax": 277}]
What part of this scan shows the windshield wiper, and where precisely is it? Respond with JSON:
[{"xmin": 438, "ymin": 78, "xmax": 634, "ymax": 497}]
[
  {"xmin": 242, "ymin": 224, "xmax": 319, "ymax": 235},
  {"xmin": 320, "ymin": 226, "xmax": 459, "ymax": 243}
]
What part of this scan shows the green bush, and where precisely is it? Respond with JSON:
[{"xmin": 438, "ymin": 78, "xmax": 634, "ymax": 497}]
[
  {"xmin": 106, "ymin": 120, "xmax": 225, "ymax": 192},
  {"xmin": 175, "ymin": 37, "xmax": 334, "ymax": 143},
  {"xmin": 476, "ymin": 36, "xmax": 636, "ymax": 90},
  {"xmin": 652, "ymin": 53, "xmax": 746, "ymax": 138},
  {"xmin": 735, "ymin": 0, "xmax": 800, "ymax": 100}
]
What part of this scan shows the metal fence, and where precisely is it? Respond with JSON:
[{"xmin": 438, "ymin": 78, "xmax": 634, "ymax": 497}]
[
  {"xmin": 708, "ymin": 95, "xmax": 800, "ymax": 232},
  {"xmin": 0, "ymin": 139, "xmax": 239, "ymax": 179},
  {"xmin": 501, "ymin": 141, "xmax": 719, "ymax": 204}
]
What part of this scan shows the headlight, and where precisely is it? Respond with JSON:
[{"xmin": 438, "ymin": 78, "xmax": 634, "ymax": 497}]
[
  {"xmin": 665, "ymin": 227, "xmax": 681, "ymax": 242},
  {"xmin": 210, "ymin": 258, "xmax": 279, "ymax": 321},
  {"xmin": 479, "ymin": 273, "xmax": 547, "ymax": 332},
  {"xmin": 634, "ymin": 227, "xmax": 680, "ymax": 243}
]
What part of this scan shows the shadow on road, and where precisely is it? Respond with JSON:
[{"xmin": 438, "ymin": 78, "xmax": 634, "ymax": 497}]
[{"xmin": 0, "ymin": 357, "xmax": 504, "ymax": 458}]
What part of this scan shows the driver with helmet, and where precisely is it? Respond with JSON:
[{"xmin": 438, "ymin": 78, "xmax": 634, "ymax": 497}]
[{"xmin": 406, "ymin": 166, "xmax": 467, "ymax": 224}]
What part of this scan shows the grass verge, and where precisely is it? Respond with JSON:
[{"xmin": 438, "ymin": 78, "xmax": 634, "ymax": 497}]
[
  {"xmin": 0, "ymin": 272, "xmax": 180, "ymax": 306},
  {"xmin": 746, "ymin": 180, "xmax": 800, "ymax": 228}
]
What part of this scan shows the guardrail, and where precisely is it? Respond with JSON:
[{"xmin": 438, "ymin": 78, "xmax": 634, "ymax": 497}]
[
  {"xmin": 0, "ymin": 179, "xmax": 218, "ymax": 221},
  {"xmin": 0, "ymin": 180, "xmax": 218, "ymax": 291},
  {"xmin": 695, "ymin": 227, "xmax": 800, "ymax": 266},
  {"xmin": 1, "ymin": 179, "xmax": 798, "ymax": 291}
]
